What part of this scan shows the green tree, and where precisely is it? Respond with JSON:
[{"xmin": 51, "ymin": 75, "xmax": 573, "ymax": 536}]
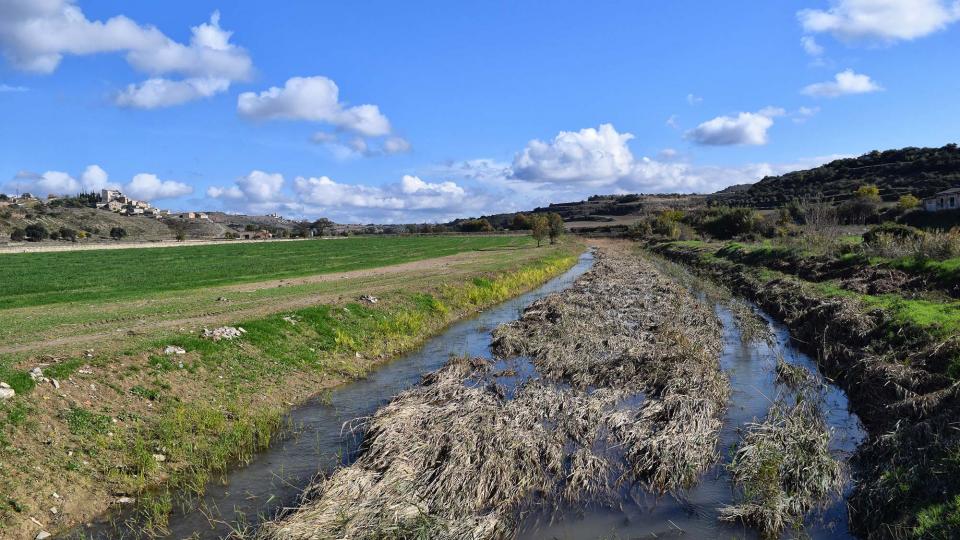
[
  {"xmin": 10, "ymin": 228, "xmax": 25, "ymax": 242},
  {"xmin": 109, "ymin": 227, "xmax": 127, "ymax": 240},
  {"xmin": 531, "ymin": 215, "xmax": 549, "ymax": 247},
  {"xmin": 175, "ymin": 230, "xmax": 186, "ymax": 242},
  {"xmin": 547, "ymin": 213, "xmax": 564, "ymax": 244}
]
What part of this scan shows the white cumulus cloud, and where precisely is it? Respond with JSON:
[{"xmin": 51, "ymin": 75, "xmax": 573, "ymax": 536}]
[
  {"xmin": 124, "ymin": 173, "xmax": 192, "ymax": 200},
  {"xmin": 115, "ymin": 77, "xmax": 230, "ymax": 109},
  {"xmin": 0, "ymin": 3, "xmax": 251, "ymax": 107},
  {"xmin": 798, "ymin": 0, "xmax": 960, "ymax": 43},
  {"xmin": 802, "ymin": 69, "xmax": 883, "ymax": 97},
  {"xmin": 511, "ymin": 124, "xmax": 635, "ymax": 186},
  {"xmin": 238, "ymin": 76, "xmax": 392, "ymax": 137},
  {"xmin": 685, "ymin": 107, "xmax": 784, "ymax": 146}
]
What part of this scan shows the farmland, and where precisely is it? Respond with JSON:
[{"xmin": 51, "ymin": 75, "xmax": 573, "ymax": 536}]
[
  {"xmin": 0, "ymin": 235, "xmax": 581, "ymax": 538},
  {"xmin": 0, "ymin": 235, "xmax": 533, "ymax": 309}
]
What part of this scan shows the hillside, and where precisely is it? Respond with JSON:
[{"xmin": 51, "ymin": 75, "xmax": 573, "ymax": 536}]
[{"xmin": 715, "ymin": 144, "xmax": 960, "ymax": 208}]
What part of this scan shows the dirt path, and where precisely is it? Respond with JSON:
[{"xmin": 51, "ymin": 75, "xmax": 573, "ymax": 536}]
[{"xmin": 0, "ymin": 249, "xmax": 510, "ymax": 355}]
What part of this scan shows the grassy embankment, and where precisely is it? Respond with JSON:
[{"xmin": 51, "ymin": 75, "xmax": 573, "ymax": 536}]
[
  {"xmin": 0, "ymin": 235, "xmax": 582, "ymax": 537},
  {"xmin": 650, "ymin": 237, "xmax": 960, "ymax": 538}
]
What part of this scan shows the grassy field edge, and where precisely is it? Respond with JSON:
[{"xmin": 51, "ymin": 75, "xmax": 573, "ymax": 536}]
[{"xmin": 0, "ymin": 241, "xmax": 582, "ymax": 538}]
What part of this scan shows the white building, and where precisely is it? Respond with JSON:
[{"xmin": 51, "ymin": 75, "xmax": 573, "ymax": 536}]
[{"xmin": 923, "ymin": 188, "xmax": 960, "ymax": 212}]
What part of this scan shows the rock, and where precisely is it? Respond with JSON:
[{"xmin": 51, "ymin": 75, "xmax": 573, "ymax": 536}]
[
  {"xmin": 115, "ymin": 496, "xmax": 136, "ymax": 504},
  {"xmin": 51, "ymin": 379, "xmax": 60, "ymax": 390},
  {"xmin": 164, "ymin": 345, "xmax": 186, "ymax": 355},
  {"xmin": 29, "ymin": 367, "xmax": 44, "ymax": 381},
  {"xmin": 360, "ymin": 294, "xmax": 379, "ymax": 304},
  {"xmin": 49, "ymin": 507, "xmax": 58, "ymax": 514},
  {"xmin": 283, "ymin": 316, "xmax": 299, "ymax": 324},
  {"xmin": 0, "ymin": 386, "xmax": 14, "ymax": 400},
  {"xmin": 36, "ymin": 532, "xmax": 51, "ymax": 540},
  {"xmin": 0, "ymin": 382, "xmax": 9, "ymax": 389},
  {"xmin": 216, "ymin": 296, "xmax": 228, "ymax": 302},
  {"xmin": 153, "ymin": 454, "xmax": 166, "ymax": 462},
  {"xmin": 200, "ymin": 327, "xmax": 244, "ymax": 341}
]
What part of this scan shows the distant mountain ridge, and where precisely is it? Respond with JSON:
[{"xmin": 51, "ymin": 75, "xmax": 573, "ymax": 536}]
[{"xmin": 713, "ymin": 144, "xmax": 960, "ymax": 208}]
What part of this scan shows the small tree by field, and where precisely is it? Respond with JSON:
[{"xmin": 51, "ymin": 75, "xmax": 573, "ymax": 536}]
[
  {"xmin": 898, "ymin": 194, "xmax": 920, "ymax": 210},
  {"xmin": 109, "ymin": 227, "xmax": 128, "ymax": 240},
  {"xmin": 10, "ymin": 228, "xmax": 25, "ymax": 242},
  {"xmin": 24, "ymin": 223, "xmax": 49, "ymax": 242},
  {"xmin": 175, "ymin": 231, "xmax": 186, "ymax": 242},
  {"xmin": 531, "ymin": 215, "xmax": 549, "ymax": 247},
  {"xmin": 547, "ymin": 213, "xmax": 564, "ymax": 244}
]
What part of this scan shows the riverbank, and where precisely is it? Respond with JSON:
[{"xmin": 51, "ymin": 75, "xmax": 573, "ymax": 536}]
[
  {"xmin": 0, "ymin": 239, "xmax": 581, "ymax": 538},
  {"xmin": 652, "ymin": 239, "xmax": 960, "ymax": 538}
]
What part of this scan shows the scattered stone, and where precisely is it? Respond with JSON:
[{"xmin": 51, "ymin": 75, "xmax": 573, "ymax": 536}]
[
  {"xmin": 29, "ymin": 367, "xmax": 44, "ymax": 381},
  {"xmin": 164, "ymin": 345, "xmax": 186, "ymax": 355},
  {"xmin": 216, "ymin": 296, "xmax": 228, "ymax": 302},
  {"xmin": 359, "ymin": 294, "xmax": 379, "ymax": 304},
  {"xmin": 355, "ymin": 352, "xmax": 363, "ymax": 359},
  {"xmin": 77, "ymin": 369, "xmax": 93, "ymax": 375},
  {"xmin": 201, "ymin": 326, "xmax": 244, "ymax": 341},
  {"xmin": 49, "ymin": 507, "xmax": 58, "ymax": 514},
  {"xmin": 153, "ymin": 454, "xmax": 166, "ymax": 462},
  {"xmin": 0, "ymin": 384, "xmax": 14, "ymax": 400},
  {"xmin": 115, "ymin": 496, "xmax": 136, "ymax": 504},
  {"xmin": 283, "ymin": 316, "xmax": 299, "ymax": 324},
  {"xmin": 50, "ymin": 379, "xmax": 60, "ymax": 390},
  {"xmin": 36, "ymin": 531, "xmax": 51, "ymax": 540},
  {"xmin": 84, "ymin": 350, "xmax": 94, "ymax": 358}
]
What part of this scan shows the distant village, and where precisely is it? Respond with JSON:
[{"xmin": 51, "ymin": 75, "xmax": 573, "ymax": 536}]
[{"xmin": 97, "ymin": 189, "xmax": 208, "ymax": 220}]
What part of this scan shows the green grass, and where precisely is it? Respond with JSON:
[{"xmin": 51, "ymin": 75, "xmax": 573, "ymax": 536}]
[
  {"xmin": 0, "ymin": 235, "xmax": 531, "ymax": 309},
  {"xmin": 817, "ymin": 282, "xmax": 960, "ymax": 338}
]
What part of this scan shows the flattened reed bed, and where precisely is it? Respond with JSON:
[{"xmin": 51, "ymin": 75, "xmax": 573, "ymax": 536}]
[
  {"xmin": 492, "ymin": 248, "xmax": 729, "ymax": 492},
  {"xmin": 261, "ymin": 247, "xmax": 730, "ymax": 539}
]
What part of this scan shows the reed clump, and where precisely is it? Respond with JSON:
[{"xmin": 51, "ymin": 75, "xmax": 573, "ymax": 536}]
[{"xmin": 720, "ymin": 398, "xmax": 844, "ymax": 539}]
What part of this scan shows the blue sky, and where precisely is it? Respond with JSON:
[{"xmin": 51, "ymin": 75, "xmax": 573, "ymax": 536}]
[{"xmin": 1, "ymin": 0, "xmax": 958, "ymax": 222}]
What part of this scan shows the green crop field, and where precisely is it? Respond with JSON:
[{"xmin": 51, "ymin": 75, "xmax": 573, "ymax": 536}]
[{"xmin": 0, "ymin": 235, "xmax": 532, "ymax": 309}]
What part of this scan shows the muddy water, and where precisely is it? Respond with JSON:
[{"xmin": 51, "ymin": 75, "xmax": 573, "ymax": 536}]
[
  {"xmin": 522, "ymin": 302, "xmax": 866, "ymax": 539},
  {"xmin": 75, "ymin": 251, "xmax": 596, "ymax": 539}
]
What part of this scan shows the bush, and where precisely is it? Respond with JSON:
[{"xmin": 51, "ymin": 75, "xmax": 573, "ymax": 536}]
[
  {"xmin": 9, "ymin": 228, "xmax": 25, "ymax": 242},
  {"xmin": 862, "ymin": 227, "xmax": 960, "ymax": 261},
  {"xmin": 837, "ymin": 197, "xmax": 880, "ymax": 225},
  {"xmin": 58, "ymin": 227, "xmax": 78, "ymax": 242},
  {"xmin": 109, "ymin": 227, "xmax": 128, "ymax": 240},
  {"xmin": 458, "ymin": 219, "xmax": 494, "ymax": 233},
  {"xmin": 863, "ymin": 223, "xmax": 922, "ymax": 244},
  {"xmin": 702, "ymin": 207, "xmax": 763, "ymax": 239},
  {"xmin": 24, "ymin": 223, "xmax": 49, "ymax": 242},
  {"xmin": 898, "ymin": 194, "xmax": 921, "ymax": 210}
]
